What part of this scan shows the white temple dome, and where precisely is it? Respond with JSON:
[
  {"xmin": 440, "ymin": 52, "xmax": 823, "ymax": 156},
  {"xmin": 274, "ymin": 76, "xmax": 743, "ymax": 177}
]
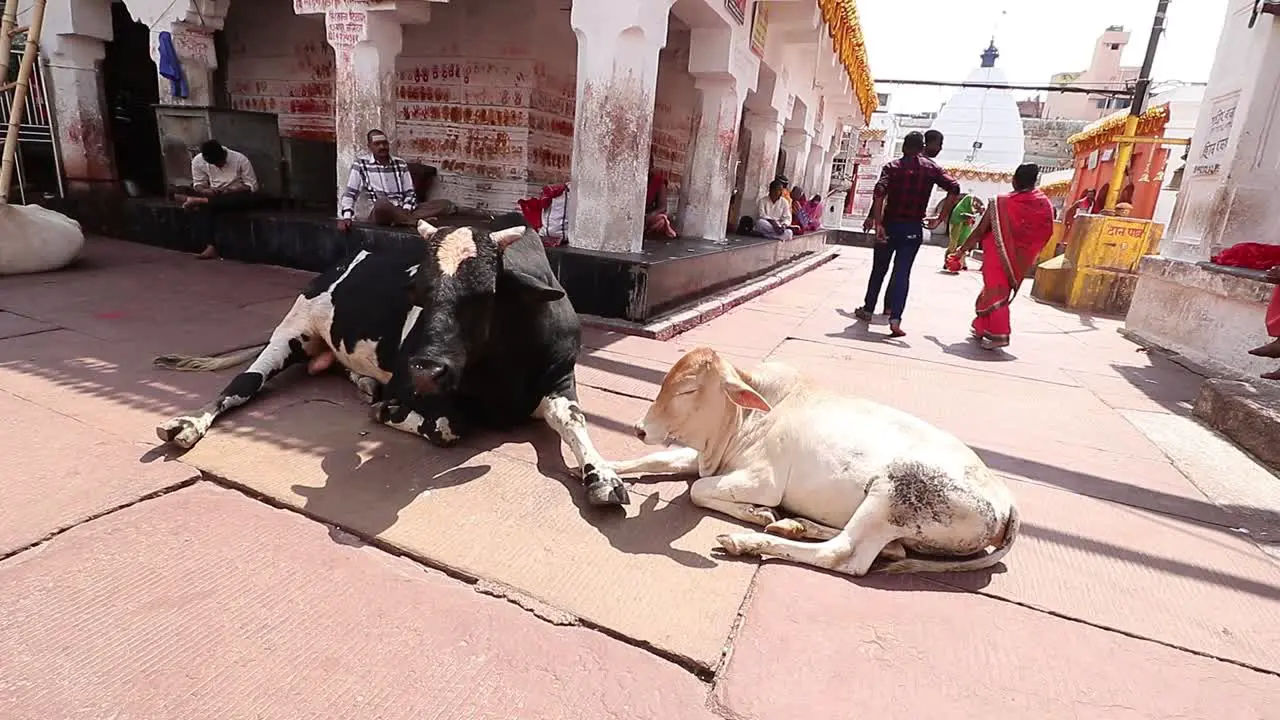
[{"xmin": 929, "ymin": 41, "xmax": 1026, "ymax": 171}]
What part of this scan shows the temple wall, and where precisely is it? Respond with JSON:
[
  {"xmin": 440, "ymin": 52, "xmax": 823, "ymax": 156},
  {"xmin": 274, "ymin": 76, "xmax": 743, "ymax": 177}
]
[{"xmin": 224, "ymin": 5, "xmax": 334, "ymax": 142}]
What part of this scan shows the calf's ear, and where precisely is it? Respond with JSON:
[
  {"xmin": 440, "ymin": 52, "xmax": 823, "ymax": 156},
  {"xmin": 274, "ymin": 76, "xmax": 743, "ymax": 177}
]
[
  {"xmin": 502, "ymin": 268, "xmax": 566, "ymax": 302},
  {"xmin": 716, "ymin": 357, "xmax": 771, "ymax": 413},
  {"xmin": 417, "ymin": 220, "xmax": 438, "ymax": 238}
]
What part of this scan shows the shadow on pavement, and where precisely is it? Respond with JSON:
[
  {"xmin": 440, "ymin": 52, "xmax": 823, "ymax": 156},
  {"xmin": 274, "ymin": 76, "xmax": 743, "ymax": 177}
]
[{"xmin": 923, "ymin": 334, "xmax": 1018, "ymax": 362}]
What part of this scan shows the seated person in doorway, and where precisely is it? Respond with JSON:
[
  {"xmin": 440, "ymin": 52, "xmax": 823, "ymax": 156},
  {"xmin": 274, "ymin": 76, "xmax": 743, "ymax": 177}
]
[
  {"xmin": 645, "ymin": 158, "xmax": 678, "ymax": 238},
  {"xmin": 791, "ymin": 186, "xmax": 824, "ymax": 234},
  {"xmin": 336, "ymin": 129, "xmax": 456, "ymax": 232},
  {"xmin": 179, "ymin": 139, "xmax": 264, "ymax": 260},
  {"xmin": 754, "ymin": 179, "xmax": 800, "ymax": 241}
]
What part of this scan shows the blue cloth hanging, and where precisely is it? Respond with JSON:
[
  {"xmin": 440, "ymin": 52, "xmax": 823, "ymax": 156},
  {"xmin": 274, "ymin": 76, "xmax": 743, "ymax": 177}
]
[{"xmin": 157, "ymin": 31, "xmax": 189, "ymax": 100}]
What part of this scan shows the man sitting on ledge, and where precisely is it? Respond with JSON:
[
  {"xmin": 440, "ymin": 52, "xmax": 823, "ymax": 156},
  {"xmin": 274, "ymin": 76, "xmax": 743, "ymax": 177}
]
[
  {"xmin": 178, "ymin": 139, "xmax": 267, "ymax": 260},
  {"xmin": 755, "ymin": 179, "xmax": 800, "ymax": 241},
  {"xmin": 337, "ymin": 129, "xmax": 456, "ymax": 232}
]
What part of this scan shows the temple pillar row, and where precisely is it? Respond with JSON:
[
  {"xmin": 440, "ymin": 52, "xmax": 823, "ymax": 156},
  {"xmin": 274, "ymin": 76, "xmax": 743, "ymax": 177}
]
[{"xmin": 566, "ymin": 0, "xmax": 675, "ymax": 253}]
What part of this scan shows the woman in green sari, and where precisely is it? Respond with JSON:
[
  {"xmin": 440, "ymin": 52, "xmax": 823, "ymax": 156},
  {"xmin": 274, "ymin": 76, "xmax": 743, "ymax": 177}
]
[{"xmin": 943, "ymin": 195, "xmax": 983, "ymax": 273}]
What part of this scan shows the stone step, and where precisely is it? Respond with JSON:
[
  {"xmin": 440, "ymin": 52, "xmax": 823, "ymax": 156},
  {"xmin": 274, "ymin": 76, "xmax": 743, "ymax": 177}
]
[{"xmin": 1193, "ymin": 378, "xmax": 1280, "ymax": 472}]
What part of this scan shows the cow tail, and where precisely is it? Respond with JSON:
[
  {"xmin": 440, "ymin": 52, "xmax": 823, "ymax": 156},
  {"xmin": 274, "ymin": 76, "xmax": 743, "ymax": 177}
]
[
  {"xmin": 153, "ymin": 342, "xmax": 270, "ymax": 372},
  {"xmin": 878, "ymin": 503, "xmax": 1021, "ymax": 575}
]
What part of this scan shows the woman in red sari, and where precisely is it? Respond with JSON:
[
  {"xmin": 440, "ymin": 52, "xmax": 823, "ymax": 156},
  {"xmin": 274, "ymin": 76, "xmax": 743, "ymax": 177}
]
[{"xmin": 949, "ymin": 163, "xmax": 1055, "ymax": 351}]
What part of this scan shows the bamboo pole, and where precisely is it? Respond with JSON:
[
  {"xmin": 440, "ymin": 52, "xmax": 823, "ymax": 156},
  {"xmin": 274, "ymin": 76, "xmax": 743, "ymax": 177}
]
[
  {"xmin": 0, "ymin": 0, "xmax": 45, "ymax": 204},
  {"xmin": 0, "ymin": 0, "xmax": 18, "ymax": 95}
]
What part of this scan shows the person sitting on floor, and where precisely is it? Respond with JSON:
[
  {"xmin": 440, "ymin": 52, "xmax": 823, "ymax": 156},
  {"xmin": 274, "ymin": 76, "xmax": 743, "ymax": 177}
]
[
  {"xmin": 337, "ymin": 129, "xmax": 456, "ymax": 232},
  {"xmin": 178, "ymin": 139, "xmax": 264, "ymax": 260},
  {"xmin": 755, "ymin": 179, "xmax": 799, "ymax": 241},
  {"xmin": 791, "ymin": 187, "xmax": 824, "ymax": 234},
  {"xmin": 645, "ymin": 158, "xmax": 678, "ymax": 238}
]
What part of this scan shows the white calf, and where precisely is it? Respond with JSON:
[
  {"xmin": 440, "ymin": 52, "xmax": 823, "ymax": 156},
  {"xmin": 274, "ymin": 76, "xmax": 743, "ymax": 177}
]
[{"xmin": 611, "ymin": 348, "xmax": 1020, "ymax": 576}]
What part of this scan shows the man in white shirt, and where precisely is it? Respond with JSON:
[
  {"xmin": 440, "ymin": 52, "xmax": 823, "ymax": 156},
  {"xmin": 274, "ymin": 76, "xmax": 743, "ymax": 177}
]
[
  {"xmin": 754, "ymin": 179, "xmax": 797, "ymax": 241},
  {"xmin": 180, "ymin": 139, "xmax": 262, "ymax": 260},
  {"xmin": 336, "ymin": 129, "xmax": 456, "ymax": 232}
]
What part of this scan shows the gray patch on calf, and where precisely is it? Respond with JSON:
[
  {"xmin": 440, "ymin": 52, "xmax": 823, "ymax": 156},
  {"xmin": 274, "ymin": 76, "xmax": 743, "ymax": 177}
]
[{"xmin": 885, "ymin": 459, "xmax": 959, "ymax": 531}]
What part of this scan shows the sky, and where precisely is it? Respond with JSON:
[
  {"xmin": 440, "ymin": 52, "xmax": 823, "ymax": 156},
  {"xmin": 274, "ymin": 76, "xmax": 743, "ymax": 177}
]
[{"xmin": 858, "ymin": 0, "xmax": 1230, "ymax": 114}]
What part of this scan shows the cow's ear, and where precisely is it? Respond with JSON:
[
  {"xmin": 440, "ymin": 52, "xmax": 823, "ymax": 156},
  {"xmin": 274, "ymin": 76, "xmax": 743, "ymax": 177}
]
[
  {"xmin": 503, "ymin": 268, "xmax": 566, "ymax": 302},
  {"xmin": 491, "ymin": 226, "xmax": 527, "ymax": 251},
  {"xmin": 416, "ymin": 220, "xmax": 438, "ymax": 238},
  {"xmin": 715, "ymin": 355, "xmax": 771, "ymax": 413}
]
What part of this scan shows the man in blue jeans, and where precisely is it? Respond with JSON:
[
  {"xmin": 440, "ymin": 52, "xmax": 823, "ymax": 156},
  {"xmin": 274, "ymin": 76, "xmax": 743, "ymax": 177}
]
[{"xmin": 856, "ymin": 131, "xmax": 961, "ymax": 337}]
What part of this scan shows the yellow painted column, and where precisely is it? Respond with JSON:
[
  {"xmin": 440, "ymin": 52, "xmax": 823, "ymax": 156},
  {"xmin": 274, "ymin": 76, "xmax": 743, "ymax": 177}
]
[{"xmin": 1103, "ymin": 115, "xmax": 1139, "ymax": 212}]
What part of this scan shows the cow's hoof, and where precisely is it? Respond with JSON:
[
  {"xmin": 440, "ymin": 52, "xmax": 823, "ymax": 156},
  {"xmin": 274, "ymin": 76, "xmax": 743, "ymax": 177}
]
[
  {"xmin": 716, "ymin": 532, "xmax": 766, "ymax": 557},
  {"xmin": 584, "ymin": 468, "xmax": 630, "ymax": 506},
  {"xmin": 156, "ymin": 417, "xmax": 204, "ymax": 449},
  {"xmin": 764, "ymin": 518, "xmax": 806, "ymax": 539}
]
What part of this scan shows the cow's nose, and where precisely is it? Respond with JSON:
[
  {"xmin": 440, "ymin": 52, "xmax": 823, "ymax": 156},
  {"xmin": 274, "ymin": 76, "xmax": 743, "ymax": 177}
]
[{"xmin": 634, "ymin": 424, "xmax": 646, "ymax": 441}]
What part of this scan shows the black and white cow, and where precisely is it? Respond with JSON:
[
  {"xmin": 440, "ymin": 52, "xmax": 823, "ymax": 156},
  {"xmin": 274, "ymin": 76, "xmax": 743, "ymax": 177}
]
[{"xmin": 154, "ymin": 213, "xmax": 630, "ymax": 506}]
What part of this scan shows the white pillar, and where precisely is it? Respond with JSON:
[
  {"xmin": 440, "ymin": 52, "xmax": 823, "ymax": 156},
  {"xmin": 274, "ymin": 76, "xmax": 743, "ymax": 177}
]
[
  {"xmin": 1161, "ymin": 5, "xmax": 1280, "ymax": 263},
  {"xmin": 802, "ymin": 141, "xmax": 825, "ymax": 196},
  {"xmin": 567, "ymin": 0, "xmax": 675, "ymax": 253},
  {"xmin": 326, "ymin": 8, "xmax": 403, "ymax": 212},
  {"xmin": 678, "ymin": 76, "xmax": 749, "ymax": 241},
  {"xmin": 742, "ymin": 111, "xmax": 783, "ymax": 217},
  {"xmin": 42, "ymin": 0, "xmax": 114, "ymax": 188},
  {"xmin": 781, "ymin": 128, "xmax": 811, "ymax": 189}
]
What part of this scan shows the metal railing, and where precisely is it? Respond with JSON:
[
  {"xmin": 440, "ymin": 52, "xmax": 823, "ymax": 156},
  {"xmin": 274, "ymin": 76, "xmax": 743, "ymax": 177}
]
[{"xmin": 1, "ymin": 48, "xmax": 65, "ymax": 202}]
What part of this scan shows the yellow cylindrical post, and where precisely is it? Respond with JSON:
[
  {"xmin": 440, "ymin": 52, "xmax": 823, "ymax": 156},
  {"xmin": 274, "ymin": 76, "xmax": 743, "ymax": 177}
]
[
  {"xmin": 0, "ymin": 0, "xmax": 46, "ymax": 204},
  {"xmin": 1103, "ymin": 114, "xmax": 1139, "ymax": 212}
]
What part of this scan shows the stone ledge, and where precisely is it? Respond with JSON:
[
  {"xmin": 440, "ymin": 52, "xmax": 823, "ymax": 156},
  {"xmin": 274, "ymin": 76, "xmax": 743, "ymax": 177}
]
[
  {"xmin": 1194, "ymin": 379, "xmax": 1280, "ymax": 472},
  {"xmin": 1138, "ymin": 255, "xmax": 1274, "ymax": 304}
]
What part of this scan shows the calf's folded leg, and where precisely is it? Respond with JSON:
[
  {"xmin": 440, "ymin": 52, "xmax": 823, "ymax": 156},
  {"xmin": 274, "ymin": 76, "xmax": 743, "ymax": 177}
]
[{"xmin": 689, "ymin": 469, "xmax": 784, "ymax": 528}]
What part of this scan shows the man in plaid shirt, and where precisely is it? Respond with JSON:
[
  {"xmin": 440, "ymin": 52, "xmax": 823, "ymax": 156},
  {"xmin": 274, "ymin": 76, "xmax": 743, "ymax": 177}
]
[
  {"xmin": 336, "ymin": 129, "xmax": 456, "ymax": 231},
  {"xmin": 855, "ymin": 131, "xmax": 961, "ymax": 337}
]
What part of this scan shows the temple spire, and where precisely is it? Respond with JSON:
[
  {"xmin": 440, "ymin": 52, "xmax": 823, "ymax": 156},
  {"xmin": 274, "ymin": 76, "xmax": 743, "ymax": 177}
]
[{"xmin": 980, "ymin": 39, "xmax": 999, "ymax": 68}]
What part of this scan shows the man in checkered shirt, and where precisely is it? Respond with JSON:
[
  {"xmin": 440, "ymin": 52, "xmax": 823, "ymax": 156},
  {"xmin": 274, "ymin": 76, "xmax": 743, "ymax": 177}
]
[
  {"xmin": 336, "ymin": 129, "xmax": 456, "ymax": 231},
  {"xmin": 855, "ymin": 131, "xmax": 961, "ymax": 337}
]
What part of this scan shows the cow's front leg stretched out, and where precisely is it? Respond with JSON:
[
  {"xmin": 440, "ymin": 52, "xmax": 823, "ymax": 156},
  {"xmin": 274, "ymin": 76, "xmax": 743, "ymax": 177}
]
[{"xmin": 536, "ymin": 394, "xmax": 629, "ymax": 507}]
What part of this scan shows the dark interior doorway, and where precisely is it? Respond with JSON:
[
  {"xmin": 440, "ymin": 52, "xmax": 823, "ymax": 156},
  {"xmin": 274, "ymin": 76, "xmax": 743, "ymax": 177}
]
[{"xmin": 103, "ymin": 1, "xmax": 164, "ymax": 195}]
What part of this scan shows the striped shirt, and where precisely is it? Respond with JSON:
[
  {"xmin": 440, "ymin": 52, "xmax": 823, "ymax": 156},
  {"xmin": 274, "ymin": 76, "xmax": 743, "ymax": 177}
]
[{"xmin": 339, "ymin": 155, "xmax": 416, "ymax": 219}]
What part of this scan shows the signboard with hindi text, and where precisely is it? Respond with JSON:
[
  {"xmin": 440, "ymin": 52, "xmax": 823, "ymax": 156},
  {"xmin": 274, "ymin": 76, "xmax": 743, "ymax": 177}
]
[{"xmin": 1192, "ymin": 91, "xmax": 1239, "ymax": 178}]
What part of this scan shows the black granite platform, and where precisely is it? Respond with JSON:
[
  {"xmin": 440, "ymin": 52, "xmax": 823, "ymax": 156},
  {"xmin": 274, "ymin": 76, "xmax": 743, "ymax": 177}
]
[{"xmin": 44, "ymin": 194, "xmax": 829, "ymax": 322}]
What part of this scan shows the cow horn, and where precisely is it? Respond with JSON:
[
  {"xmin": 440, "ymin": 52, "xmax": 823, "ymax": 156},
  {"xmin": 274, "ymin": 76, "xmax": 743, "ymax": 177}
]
[
  {"xmin": 416, "ymin": 220, "xmax": 438, "ymax": 238},
  {"xmin": 491, "ymin": 226, "xmax": 527, "ymax": 250}
]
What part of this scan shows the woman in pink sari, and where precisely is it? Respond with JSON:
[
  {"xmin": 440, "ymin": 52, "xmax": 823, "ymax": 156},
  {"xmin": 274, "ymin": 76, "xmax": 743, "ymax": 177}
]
[{"xmin": 949, "ymin": 163, "xmax": 1055, "ymax": 351}]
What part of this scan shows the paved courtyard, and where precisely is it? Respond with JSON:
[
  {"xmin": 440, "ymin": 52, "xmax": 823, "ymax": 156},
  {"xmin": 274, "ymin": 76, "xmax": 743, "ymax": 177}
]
[{"xmin": 2, "ymin": 236, "xmax": 1280, "ymax": 718}]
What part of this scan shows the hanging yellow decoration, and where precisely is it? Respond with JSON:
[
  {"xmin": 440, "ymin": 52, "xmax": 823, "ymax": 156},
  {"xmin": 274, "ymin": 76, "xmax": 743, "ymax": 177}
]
[
  {"xmin": 1067, "ymin": 103, "xmax": 1171, "ymax": 156},
  {"xmin": 817, "ymin": 0, "xmax": 878, "ymax": 124}
]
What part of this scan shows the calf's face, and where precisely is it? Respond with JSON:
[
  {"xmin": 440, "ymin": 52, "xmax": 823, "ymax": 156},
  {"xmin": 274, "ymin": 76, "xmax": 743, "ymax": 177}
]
[
  {"xmin": 636, "ymin": 348, "xmax": 771, "ymax": 448},
  {"xmin": 407, "ymin": 221, "xmax": 563, "ymax": 395}
]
